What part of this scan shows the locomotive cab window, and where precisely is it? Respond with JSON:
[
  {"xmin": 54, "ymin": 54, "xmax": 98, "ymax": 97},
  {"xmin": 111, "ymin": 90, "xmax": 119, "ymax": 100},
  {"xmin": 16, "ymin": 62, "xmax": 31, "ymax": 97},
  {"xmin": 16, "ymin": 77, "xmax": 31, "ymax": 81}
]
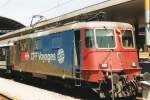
[
  {"xmin": 85, "ymin": 29, "xmax": 95, "ymax": 48},
  {"xmin": 95, "ymin": 29, "xmax": 115, "ymax": 48},
  {"xmin": 122, "ymin": 30, "xmax": 135, "ymax": 48}
]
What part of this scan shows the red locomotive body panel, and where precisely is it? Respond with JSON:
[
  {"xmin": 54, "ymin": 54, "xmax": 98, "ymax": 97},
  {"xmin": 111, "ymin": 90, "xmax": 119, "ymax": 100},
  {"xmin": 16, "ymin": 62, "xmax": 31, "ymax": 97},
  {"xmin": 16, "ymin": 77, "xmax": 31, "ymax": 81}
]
[{"xmin": 81, "ymin": 25, "xmax": 141, "ymax": 83}]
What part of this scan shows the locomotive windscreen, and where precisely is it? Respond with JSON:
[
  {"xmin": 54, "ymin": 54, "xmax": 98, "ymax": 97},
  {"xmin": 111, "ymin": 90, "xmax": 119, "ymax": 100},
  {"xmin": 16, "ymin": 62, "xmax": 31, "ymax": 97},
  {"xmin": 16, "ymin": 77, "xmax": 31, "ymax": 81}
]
[{"xmin": 95, "ymin": 29, "xmax": 115, "ymax": 48}]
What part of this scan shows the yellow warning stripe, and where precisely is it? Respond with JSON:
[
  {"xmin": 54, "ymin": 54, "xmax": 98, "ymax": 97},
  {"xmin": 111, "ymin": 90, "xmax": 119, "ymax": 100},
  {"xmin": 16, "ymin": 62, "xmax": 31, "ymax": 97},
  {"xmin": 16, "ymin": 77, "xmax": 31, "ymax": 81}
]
[{"xmin": 145, "ymin": 0, "xmax": 150, "ymax": 10}]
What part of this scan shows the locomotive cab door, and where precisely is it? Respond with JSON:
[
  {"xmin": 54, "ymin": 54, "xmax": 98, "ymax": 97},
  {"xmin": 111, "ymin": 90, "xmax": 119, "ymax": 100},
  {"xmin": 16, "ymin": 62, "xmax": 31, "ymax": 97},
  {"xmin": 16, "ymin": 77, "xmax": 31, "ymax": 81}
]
[
  {"xmin": 73, "ymin": 30, "xmax": 82, "ymax": 86},
  {"xmin": 74, "ymin": 30, "xmax": 81, "ymax": 67}
]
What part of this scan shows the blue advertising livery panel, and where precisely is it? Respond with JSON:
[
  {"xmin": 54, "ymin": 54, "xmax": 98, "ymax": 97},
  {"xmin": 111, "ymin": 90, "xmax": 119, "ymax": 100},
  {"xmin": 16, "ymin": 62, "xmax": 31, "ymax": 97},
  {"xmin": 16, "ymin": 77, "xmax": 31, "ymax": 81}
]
[{"xmin": 15, "ymin": 30, "xmax": 75, "ymax": 78}]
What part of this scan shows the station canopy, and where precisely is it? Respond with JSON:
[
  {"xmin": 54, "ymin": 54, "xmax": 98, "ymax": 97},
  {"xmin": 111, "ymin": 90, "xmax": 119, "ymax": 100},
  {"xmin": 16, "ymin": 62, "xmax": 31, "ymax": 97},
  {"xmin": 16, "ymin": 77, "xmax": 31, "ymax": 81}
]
[{"xmin": 0, "ymin": 16, "xmax": 25, "ymax": 35}]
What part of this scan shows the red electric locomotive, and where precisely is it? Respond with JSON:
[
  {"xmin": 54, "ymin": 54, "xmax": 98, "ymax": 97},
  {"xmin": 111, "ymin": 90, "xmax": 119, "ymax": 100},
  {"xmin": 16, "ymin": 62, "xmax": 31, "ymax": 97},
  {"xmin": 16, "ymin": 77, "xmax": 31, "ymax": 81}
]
[
  {"xmin": 80, "ymin": 22, "xmax": 141, "ymax": 98},
  {"xmin": 0, "ymin": 21, "xmax": 141, "ymax": 98}
]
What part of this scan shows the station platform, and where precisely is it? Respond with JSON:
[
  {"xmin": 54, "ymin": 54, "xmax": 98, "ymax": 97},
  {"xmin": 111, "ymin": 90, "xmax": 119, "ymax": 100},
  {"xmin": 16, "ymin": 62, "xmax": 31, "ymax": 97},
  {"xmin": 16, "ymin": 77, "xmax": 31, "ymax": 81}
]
[
  {"xmin": 140, "ymin": 81, "xmax": 150, "ymax": 100},
  {"xmin": 0, "ymin": 77, "xmax": 77, "ymax": 100}
]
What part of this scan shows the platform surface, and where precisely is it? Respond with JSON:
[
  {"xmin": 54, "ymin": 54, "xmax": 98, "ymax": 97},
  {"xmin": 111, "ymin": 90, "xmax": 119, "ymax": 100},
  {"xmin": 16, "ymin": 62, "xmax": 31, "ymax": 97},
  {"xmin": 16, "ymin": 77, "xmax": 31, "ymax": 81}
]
[{"xmin": 0, "ymin": 77, "xmax": 78, "ymax": 100}]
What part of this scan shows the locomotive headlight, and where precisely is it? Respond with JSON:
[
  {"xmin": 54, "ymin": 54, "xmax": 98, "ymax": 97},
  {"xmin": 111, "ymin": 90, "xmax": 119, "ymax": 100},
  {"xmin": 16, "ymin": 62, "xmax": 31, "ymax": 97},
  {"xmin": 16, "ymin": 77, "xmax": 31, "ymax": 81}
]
[
  {"xmin": 101, "ymin": 63, "xmax": 108, "ymax": 68},
  {"xmin": 131, "ymin": 62, "xmax": 136, "ymax": 67}
]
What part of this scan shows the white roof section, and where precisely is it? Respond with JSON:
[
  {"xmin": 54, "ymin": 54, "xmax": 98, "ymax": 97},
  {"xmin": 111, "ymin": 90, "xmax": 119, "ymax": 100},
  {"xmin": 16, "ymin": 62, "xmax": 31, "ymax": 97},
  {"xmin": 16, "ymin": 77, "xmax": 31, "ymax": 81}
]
[
  {"xmin": 0, "ymin": 21, "xmax": 133, "ymax": 46},
  {"xmin": 0, "ymin": 21, "xmax": 133, "ymax": 38}
]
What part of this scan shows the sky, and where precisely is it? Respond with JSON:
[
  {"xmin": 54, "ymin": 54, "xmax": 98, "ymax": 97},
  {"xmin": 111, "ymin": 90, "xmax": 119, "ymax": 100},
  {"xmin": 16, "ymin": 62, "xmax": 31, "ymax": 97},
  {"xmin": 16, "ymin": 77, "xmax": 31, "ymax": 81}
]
[{"xmin": 0, "ymin": 0, "xmax": 106, "ymax": 26}]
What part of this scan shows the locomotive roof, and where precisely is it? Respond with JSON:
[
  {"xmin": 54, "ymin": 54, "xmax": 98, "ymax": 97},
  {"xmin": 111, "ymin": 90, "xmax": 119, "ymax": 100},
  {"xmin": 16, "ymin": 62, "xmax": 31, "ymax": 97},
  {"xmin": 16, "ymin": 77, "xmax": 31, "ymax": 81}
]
[
  {"xmin": 72, "ymin": 21, "xmax": 133, "ymax": 29},
  {"xmin": 0, "ymin": 21, "xmax": 133, "ymax": 46}
]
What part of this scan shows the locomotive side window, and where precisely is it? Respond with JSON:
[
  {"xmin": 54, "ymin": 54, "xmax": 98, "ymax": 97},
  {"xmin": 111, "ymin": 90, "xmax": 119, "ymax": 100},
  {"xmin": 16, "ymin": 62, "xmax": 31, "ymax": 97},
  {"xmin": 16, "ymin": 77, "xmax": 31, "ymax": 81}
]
[
  {"xmin": 85, "ymin": 29, "xmax": 95, "ymax": 48},
  {"xmin": 95, "ymin": 29, "xmax": 115, "ymax": 48},
  {"xmin": 122, "ymin": 30, "xmax": 134, "ymax": 48}
]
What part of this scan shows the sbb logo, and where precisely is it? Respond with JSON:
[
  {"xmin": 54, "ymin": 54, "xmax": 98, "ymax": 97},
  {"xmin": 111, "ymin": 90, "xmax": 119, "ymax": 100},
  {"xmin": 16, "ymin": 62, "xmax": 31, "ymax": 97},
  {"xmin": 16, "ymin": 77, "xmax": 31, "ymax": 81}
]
[{"xmin": 57, "ymin": 49, "xmax": 65, "ymax": 64}]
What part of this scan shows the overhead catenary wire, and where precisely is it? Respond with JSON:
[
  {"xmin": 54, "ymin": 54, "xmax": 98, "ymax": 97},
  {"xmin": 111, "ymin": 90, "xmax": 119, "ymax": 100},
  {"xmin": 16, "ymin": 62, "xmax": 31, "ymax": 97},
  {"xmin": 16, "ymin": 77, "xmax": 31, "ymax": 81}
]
[
  {"xmin": 37, "ymin": 0, "xmax": 73, "ymax": 15},
  {"xmin": 20, "ymin": 0, "xmax": 73, "ymax": 25},
  {"xmin": 18, "ymin": 0, "xmax": 106, "ymax": 25}
]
